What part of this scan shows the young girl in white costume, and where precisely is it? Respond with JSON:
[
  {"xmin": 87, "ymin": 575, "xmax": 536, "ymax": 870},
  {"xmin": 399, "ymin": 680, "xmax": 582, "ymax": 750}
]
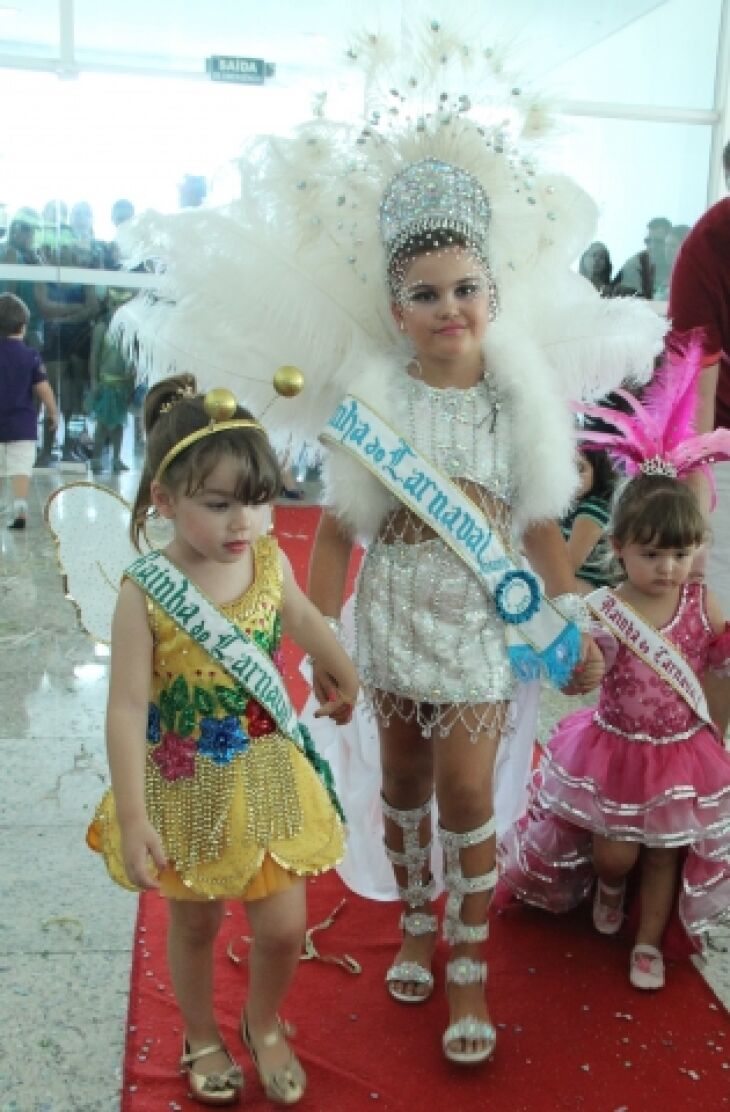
[
  {"xmin": 88, "ymin": 374, "xmax": 358, "ymax": 1106},
  {"xmin": 110, "ymin": 22, "xmax": 665, "ymax": 1068},
  {"xmin": 500, "ymin": 355, "xmax": 730, "ymax": 991},
  {"xmin": 308, "ymin": 205, "xmax": 610, "ymax": 1066}
]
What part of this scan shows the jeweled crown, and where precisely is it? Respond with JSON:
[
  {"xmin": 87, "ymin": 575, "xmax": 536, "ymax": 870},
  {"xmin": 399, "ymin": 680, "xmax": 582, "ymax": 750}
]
[{"xmin": 379, "ymin": 158, "xmax": 491, "ymax": 264}]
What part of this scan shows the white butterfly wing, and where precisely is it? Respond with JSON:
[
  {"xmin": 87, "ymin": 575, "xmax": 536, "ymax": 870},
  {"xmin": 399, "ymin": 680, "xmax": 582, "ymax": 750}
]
[{"xmin": 45, "ymin": 483, "xmax": 170, "ymax": 644}]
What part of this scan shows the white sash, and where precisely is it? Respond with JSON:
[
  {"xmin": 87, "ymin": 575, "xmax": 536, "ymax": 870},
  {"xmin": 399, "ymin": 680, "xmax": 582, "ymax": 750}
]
[
  {"xmin": 125, "ymin": 550, "xmax": 306, "ymax": 748},
  {"xmin": 321, "ymin": 393, "xmax": 580, "ymax": 688},
  {"xmin": 587, "ymin": 586, "xmax": 713, "ymax": 728}
]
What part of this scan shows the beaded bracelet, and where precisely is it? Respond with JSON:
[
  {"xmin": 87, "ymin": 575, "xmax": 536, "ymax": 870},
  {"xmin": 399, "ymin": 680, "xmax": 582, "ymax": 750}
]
[{"xmin": 550, "ymin": 592, "xmax": 591, "ymax": 633}]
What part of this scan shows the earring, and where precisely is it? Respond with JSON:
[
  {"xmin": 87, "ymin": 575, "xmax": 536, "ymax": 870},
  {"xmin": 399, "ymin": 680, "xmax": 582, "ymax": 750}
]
[
  {"xmin": 488, "ymin": 280, "xmax": 499, "ymax": 323},
  {"xmin": 398, "ymin": 320, "xmax": 406, "ymax": 332}
]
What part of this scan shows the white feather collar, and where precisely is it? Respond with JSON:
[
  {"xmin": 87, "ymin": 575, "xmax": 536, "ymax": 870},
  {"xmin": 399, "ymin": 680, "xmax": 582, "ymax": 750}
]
[{"xmin": 322, "ymin": 317, "xmax": 579, "ymax": 541}]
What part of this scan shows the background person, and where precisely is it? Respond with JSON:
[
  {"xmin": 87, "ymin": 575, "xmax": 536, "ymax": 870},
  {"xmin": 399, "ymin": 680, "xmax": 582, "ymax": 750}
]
[
  {"xmin": 668, "ymin": 195, "xmax": 730, "ymax": 733},
  {"xmin": 0, "ymin": 293, "xmax": 58, "ymax": 528}
]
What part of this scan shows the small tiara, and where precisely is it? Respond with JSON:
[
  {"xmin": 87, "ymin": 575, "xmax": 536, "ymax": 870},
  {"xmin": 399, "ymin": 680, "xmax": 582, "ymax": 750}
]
[
  {"xmin": 639, "ymin": 455, "xmax": 678, "ymax": 479},
  {"xmin": 159, "ymin": 384, "xmax": 195, "ymax": 413}
]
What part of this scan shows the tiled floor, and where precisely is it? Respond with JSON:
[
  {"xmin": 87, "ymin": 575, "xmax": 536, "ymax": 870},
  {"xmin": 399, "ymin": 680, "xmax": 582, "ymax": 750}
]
[{"xmin": 1, "ymin": 461, "xmax": 728, "ymax": 1111}]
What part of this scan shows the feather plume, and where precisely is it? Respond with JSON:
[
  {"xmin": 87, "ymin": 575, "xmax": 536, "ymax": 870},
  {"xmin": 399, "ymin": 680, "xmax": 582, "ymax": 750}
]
[
  {"xmin": 111, "ymin": 16, "xmax": 664, "ymax": 439},
  {"xmin": 640, "ymin": 341, "xmax": 702, "ymax": 450},
  {"xmin": 575, "ymin": 343, "xmax": 730, "ymax": 499},
  {"xmin": 575, "ymin": 403, "xmax": 656, "ymax": 464}
]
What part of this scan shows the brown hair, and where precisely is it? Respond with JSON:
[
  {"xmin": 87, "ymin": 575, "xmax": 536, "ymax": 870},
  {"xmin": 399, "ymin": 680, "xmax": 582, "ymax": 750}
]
[
  {"xmin": 611, "ymin": 474, "xmax": 707, "ymax": 553},
  {"xmin": 0, "ymin": 292, "xmax": 30, "ymax": 337},
  {"xmin": 130, "ymin": 373, "xmax": 281, "ymax": 549}
]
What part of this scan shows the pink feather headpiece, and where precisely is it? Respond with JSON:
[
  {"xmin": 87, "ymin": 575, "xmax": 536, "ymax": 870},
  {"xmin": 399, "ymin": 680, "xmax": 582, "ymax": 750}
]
[{"xmin": 574, "ymin": 340, "xmax": 730, "ymax": 509}]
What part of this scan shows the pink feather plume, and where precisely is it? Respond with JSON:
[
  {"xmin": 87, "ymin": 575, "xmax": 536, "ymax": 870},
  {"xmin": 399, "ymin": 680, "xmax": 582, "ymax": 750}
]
[{"xmin": 573, "ymin": 339, "xmax": 730, "ymax": 497}]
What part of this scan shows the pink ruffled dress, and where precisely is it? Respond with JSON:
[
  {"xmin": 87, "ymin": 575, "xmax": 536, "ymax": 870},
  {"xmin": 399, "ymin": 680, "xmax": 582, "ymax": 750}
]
[{"xmin": 499, "ymin": 582, "xmax": 730, "ymax": 938}]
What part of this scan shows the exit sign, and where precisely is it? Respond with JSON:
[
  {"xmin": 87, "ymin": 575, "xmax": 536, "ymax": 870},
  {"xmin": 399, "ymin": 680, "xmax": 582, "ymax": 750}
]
[{"xmin": 206, "ymin": 56, "xmax": 275, "ymax": 85}]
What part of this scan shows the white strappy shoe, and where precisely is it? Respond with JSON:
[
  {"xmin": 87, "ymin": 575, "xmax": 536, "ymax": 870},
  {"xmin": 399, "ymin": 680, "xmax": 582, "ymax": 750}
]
[
  {"xmin": 442, "ymin": 957, "xmax": 497, "ymax": 1064},
  {"xmin": 439, "ymin": 818, "xmax": 498, "ymax": 1065},
  {"xmin": 382, "ymin": 796, "xmax": 438, "ymax": 1004},
  {"xmin": 385, "ymin": 909, "xmax": 437, "ymax": 1003}
]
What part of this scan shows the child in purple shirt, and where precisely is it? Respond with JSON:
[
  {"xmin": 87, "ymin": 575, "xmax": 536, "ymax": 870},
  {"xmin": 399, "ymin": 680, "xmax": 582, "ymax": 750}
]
[{"xmin": 0, "ymin": 294, "xmax": 58, "ymax": 529}]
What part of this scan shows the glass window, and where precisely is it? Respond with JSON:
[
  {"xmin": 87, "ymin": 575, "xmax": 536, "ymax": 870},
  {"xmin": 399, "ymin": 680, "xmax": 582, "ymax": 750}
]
[
  {"xmin": 547, "ymin": 0, "xmax": 723, "ymax": 111},
  {"xmin": 548, "ymin": 115, "xmax": 712, "ymax": 270},
  {"xmin": 0, "ymin": 0, "xmax": 60, "ymax": 60}
]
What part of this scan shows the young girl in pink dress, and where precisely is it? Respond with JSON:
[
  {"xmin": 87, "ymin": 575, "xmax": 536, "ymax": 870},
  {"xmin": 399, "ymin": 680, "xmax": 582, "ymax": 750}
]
[{"xmin": 500, "ymin": 356, "xmax": 730, "ymax": 991}]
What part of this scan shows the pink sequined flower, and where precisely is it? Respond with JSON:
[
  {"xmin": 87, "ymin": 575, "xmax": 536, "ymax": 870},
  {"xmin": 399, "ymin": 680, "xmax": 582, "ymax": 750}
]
[
  {"xmin": 150, "ymin": 731, "xmax": 196, "ymax": 781},
  {"xmin": 272, "ymin": 648, "xmax": 286, "ymax": 675}
]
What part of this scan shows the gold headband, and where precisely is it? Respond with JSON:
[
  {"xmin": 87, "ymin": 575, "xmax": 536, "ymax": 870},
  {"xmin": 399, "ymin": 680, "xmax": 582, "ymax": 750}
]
[{"xmin": 153, "ymin": 387, "xmax": 264, "ymax": 484}]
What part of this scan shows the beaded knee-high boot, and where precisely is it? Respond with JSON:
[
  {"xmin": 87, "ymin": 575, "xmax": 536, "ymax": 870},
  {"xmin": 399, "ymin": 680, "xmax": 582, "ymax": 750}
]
[
  {"xmin": 439, "ymin": 816, "xmax": 498, "ymax": 1064},
  {"xmin": 381, "ymin": 795, "xmax": 438, "ymax": 1003}
]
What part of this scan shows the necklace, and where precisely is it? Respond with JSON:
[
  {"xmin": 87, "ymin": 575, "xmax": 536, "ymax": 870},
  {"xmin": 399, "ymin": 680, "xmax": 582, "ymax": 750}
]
[{"xmin": 409, "ymin": 356, "xmax": 486, "ymax": 391}]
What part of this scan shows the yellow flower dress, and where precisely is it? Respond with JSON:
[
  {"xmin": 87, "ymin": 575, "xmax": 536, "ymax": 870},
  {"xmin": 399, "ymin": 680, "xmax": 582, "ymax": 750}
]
[{"xmin": 88, "ymin": 535, "xmax": 345, "ymax": 900}]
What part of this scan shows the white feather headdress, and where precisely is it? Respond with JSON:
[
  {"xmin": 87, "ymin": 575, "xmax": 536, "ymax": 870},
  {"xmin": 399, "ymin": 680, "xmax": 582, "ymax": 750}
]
[{"xmin": 114, "ymin": 20, "xmax": 665, "ymax": 436}]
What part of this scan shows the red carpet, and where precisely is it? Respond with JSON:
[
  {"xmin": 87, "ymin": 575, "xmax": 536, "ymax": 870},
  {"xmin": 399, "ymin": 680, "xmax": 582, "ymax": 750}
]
[{"xmin": 121, "ymin": 507, "xmax": 730, "ymax": 1111}]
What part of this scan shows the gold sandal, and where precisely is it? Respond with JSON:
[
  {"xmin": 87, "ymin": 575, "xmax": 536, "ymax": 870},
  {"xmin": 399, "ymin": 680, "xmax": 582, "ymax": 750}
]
[
  {"xmin": 240, "ymin": 1012, "xmax": 306, "ymax": 1105},
  {"xmin": 180, "ymin": 1038, "xmax": 244, "ymax": 1106}
]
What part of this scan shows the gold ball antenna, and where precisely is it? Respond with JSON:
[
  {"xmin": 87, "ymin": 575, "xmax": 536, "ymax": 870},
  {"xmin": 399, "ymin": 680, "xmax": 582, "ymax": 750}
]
[
  {"xmin": 203, "ymin": 388, "xmax": 238, "ymax": 422},
  {"xmin": 273, "ymin": 365, "xmax": 305, "ymax": 398}
]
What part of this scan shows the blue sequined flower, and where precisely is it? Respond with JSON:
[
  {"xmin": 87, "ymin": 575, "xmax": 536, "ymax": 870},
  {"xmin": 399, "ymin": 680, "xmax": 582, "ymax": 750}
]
[
  {"xmin": 198, "ymin": 716, "xmax": 249, "ymax": 765},
  {"xmin": 146, "ymin": 703, "xmax": 161, "ymax": 743}
]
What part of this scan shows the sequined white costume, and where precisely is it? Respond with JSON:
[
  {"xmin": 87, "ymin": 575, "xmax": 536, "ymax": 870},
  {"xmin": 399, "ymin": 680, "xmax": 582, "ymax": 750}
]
[
  {"xmin": 355, "ymin": 371, "xmax": 513, "ymax": 713},
  {"xmin": 322, "ymin": 306, "xmax": 615, "ymax": 733}
]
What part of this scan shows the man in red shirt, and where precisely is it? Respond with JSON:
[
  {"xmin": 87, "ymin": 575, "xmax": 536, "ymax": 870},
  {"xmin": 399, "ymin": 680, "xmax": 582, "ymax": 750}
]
[{"xmin": 668, "ymin": 196, "xmax": 730, "ymax": 731}]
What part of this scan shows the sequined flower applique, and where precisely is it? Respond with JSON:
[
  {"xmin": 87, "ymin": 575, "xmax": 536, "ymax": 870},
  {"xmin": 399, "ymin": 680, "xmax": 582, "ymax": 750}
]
[
  {"xmin": 246, "ymin": 699, "xmax": 277, "ymax": 738},
  {"xmin": 198, "ymin": 715, "xmax": 249, "ymax": 764},
  {"xmin": 150, "ymin": 731, "xmax": 196, "ymax": 781}
]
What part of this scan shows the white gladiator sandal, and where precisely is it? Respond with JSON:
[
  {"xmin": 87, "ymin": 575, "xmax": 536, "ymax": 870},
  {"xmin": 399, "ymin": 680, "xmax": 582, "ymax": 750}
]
[
  {"xmin": 381, "ymin": 795, "xmax": 438, "ymax": 1004},
  {"xmin": 439, "ymin": 817, "xmax": 498, "ymax": 1065}
]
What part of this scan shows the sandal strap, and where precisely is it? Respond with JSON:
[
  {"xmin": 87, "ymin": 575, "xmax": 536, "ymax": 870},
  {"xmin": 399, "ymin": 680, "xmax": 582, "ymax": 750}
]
[
  {"xmin": 598, "ymin": 879, "xmax": 625, "ymax": 897},
  {"xmin": 382, "ymin": 796, "xmax": 435, "ymax": 913},
  {"xmin": 446, "ymin": 957, "xmax": 488, "ymax": 985},
  {"xmin": 402, "ymin": 910, "xmax": 438, "ymax": 936},
  {"xmin": 439, "ymin": 819, "xmax": 496, "ymax": 946},
  {"xmin": 180, "ymin": 1041, "xmax": 225, "ymax": 1067},
  {"xmin": 442, "ymin": 1017, "xmax": 496, "ymax": 1045},
  {"xmin": 386, "ymin": 960, "xmax": 434, "ymax": 987},
  {"xmin": 444, "ymin": 919, "xmax": 490, "ymax": 945},
  {"xmin": 632, "ymin": 944, "xmax": 662, "ymax": 960},
  {"xmin": 384, "ymin": 843, "xmax": 430, "ymax": 868},
  {"xmin": 396, "ymin": 878, "xmax": 437, "ymax": 907},
  {"xmin": 439, "ymin": 816, "xmax": 496, "ymax": 849},
  {"xmin": 180, "ymin": 1041, "xmax": 244, "ymax": 1094},
  {"xmin": 381, "ymin": 795, "xmax": 433, "ymax": 826}
]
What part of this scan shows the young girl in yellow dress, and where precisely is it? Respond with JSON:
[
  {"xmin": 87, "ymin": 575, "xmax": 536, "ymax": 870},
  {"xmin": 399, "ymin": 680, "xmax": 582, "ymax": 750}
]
[{"xmin": 87, "ymin": 373, "xmax": 358, "ymax": 1107}]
